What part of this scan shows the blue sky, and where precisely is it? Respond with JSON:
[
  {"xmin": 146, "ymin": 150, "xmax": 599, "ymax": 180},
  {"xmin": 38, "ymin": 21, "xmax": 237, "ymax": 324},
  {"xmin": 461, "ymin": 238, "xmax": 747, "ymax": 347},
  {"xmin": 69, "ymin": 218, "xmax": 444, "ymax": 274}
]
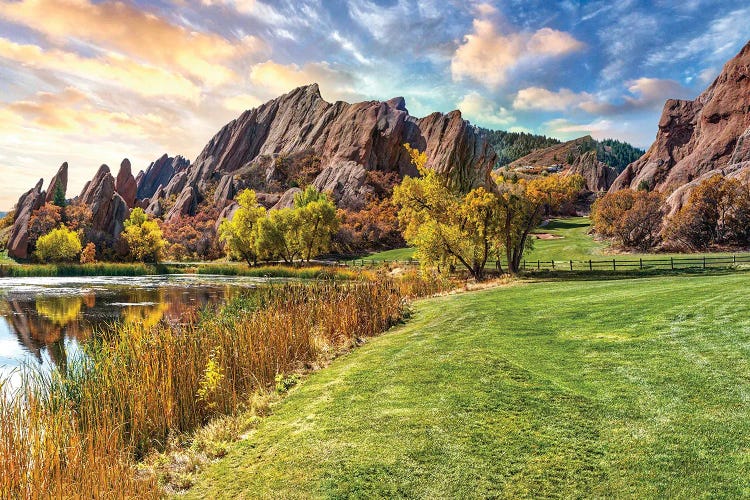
[{"xmin": 0, "ymin": 0, "xmax": 748, "ymax": 208}]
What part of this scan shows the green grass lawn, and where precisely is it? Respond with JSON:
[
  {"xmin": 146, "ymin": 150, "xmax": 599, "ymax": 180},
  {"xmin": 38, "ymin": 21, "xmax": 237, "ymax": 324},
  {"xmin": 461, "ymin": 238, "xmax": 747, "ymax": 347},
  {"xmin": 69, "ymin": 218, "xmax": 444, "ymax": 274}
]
[{"xmin": 188, "ymin": 272, "xmax": 750, "ymax": 498}]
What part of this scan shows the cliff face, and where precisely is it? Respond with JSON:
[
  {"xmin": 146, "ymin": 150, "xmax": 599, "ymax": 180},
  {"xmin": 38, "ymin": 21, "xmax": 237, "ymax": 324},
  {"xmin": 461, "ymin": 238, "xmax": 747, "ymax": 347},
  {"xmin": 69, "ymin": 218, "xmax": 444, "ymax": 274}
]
[
  {"xmin": 611, "ymin": 41, "xmax": 750, "ymax": 196},
  {"xmin": 161, "ymin": 84, "xmax": 497, "ymax": 217}
]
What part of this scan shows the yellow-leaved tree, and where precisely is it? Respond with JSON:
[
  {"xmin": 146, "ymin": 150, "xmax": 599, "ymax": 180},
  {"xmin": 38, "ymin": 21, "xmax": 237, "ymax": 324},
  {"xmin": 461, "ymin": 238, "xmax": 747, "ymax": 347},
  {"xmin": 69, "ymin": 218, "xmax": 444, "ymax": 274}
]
[
  {"xmin": 122, "ymin": 208, "xmax": 165, "ymax": 263},
  {"xmin": 218, "ymin": 189, "xmax": 267, "ymax": 265},
  {"xmin": 34, "ymin": 226, "xmax": 82, "ymax": 262},
  {"xmin": 394, "ymin": 144, "xmax": 583, "ymax": 278},
  {"xmin": 393, "ymin": 145, "xmax": 503, "ymax": 280}
]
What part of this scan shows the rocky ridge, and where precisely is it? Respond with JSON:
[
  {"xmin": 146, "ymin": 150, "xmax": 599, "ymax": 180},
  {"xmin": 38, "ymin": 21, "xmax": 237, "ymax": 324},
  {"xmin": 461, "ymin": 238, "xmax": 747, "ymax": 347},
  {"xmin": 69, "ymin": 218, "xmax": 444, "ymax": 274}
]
[{"xmin": 611, "ymin": 40, "xmax": 750, "ymax": 207}]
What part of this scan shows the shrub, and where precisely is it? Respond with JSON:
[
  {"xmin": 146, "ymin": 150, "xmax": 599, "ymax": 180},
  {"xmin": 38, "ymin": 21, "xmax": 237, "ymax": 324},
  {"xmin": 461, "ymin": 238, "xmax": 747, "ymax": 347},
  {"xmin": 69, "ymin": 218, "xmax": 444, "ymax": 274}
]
[
  {"xmin": 80, "ymin": 242, "xmax": 97, "ymax": 264},
  {"xmin": 664, "ymin": 175, "xmax": 750, "ymax": 250},
  {"xmin": 34, "ymin": 226, "xmax": 82, "ymax": 262},
  {"xmin": 592, "ymin": 190, "xmax": 663, "ymax": 250}
]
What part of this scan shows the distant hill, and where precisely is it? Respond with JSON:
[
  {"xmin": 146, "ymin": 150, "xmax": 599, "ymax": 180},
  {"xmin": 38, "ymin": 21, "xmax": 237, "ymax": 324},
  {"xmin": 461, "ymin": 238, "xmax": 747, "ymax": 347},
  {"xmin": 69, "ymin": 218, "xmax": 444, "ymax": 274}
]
[
  {"xmin": 478, "ymin": 128, "xmax": 561, "ymax": 167},
  {"xmin": 479, "ymin": 128, "xmax": 643, "ymax": 174},
  {"xmin": 498, "ymin": 135, "xmax": 643, "ymax": 174}
]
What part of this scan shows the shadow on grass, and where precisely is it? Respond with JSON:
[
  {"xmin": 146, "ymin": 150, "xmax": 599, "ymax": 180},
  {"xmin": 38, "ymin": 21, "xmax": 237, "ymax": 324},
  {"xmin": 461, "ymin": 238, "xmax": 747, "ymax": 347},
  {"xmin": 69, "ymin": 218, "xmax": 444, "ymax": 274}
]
[
  {"xmin": 516, "ymin": 266, "xmax": 750, "ymax": 282},
  {"xmin": 542, "ymin": 219, "xmax": 591, "ymax": 231}
]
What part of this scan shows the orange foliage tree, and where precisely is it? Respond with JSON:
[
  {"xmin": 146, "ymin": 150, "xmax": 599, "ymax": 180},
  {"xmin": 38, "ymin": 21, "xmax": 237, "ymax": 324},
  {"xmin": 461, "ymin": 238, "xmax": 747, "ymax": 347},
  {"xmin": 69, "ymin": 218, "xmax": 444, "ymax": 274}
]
[{"xmin": 592, "ymin": 189, "xmax": 664, "ymax": 250}]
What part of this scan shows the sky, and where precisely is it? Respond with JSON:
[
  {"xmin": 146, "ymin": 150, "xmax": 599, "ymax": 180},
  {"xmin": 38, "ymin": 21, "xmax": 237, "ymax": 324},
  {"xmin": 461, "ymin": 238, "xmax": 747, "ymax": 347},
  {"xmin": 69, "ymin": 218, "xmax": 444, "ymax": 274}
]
[{"xmin": 0, "ymin": 0, "xmax": 748, "ymax": 209}]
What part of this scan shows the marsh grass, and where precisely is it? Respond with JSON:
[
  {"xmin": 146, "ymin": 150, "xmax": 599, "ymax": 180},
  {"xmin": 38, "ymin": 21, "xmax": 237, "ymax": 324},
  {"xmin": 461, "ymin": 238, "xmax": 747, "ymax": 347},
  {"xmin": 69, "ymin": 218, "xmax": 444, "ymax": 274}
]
[
  {"xmin": 195, "ymin": 263, "xmax": 364, "ymax": 280},
  {"xmin": 0, "ymin": 275, "xmax": 449, "ymax": 497},
  {"xmin": 0, "ymin": 262, "xmax": 171, "ymax": 277}
]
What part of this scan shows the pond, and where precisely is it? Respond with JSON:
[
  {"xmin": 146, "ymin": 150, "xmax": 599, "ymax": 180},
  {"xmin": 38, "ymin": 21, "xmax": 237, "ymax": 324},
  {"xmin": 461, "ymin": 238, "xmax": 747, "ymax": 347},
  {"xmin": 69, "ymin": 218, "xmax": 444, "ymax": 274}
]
[{"xmin": 0, "ymin": 274, "xmax": 267, "ymax": 381}]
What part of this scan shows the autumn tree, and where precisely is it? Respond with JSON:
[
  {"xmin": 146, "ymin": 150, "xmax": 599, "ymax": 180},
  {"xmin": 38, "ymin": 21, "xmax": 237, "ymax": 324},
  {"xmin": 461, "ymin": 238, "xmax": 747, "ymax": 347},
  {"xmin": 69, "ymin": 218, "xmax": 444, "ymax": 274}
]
[
  {"xmin": 162, "ymin": 207, "xmax": 222, "ymax": 261},
  {"xmin": 28, "ymin": 204, "xmax": 63, "ymax": 251},
  {"xmin": 293, "ymin": 186, "xmax": 338, "ymax": 261},
  {"xmin": 664, "ymin": 175, "xmax": 750, "ymax": 249},
  {"xmin": 35, "ymin": 226, "xmax": 82, "ymax": 262},
  {"xmin": 496, "ymin": 174, "xmax": 583, "ymax": 273},
  {"xmin": 218, "ymin": 189, "xmax": 266, "ymax": 265},
  {"xmin": 394, "ymin": 145, "xmax": 505, "ymax": 280},
  {"xmin": 121, "ymin": 208, "xmax": 165, "ymax": 262},
  {"xmin": 592, "ymin": 189, "xmax": 664, "ymax": 250}
]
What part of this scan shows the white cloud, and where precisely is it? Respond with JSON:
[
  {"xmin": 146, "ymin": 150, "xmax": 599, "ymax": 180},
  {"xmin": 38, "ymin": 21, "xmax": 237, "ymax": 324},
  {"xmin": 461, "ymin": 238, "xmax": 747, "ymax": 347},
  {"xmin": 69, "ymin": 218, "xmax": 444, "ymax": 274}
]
[
  {"xmin": 451, "ymin": 15, "xmax": 584, "ymax": 89},
  {"xmin": 513, "ymin": 87, "xmax": 593, "ymax": 111},
  {"xmin": 457, "ymin": 91, "xmax": 515, "ymax": 128}
]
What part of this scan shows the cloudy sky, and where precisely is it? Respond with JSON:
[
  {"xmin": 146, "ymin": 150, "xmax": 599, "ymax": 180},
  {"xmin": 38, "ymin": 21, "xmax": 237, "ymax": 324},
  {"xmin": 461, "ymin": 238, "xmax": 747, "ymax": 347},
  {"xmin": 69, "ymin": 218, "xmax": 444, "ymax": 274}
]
[{"xmin": 0, "ymin": 0, "xmax": 748, "ymax": 209}]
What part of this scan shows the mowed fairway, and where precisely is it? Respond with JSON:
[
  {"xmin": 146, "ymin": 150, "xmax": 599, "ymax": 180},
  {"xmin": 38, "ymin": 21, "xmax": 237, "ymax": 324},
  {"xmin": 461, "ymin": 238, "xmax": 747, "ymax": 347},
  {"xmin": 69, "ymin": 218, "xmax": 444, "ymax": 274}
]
[{"xmin": 189, "ymin": 273, "xmax": 750, "ymax": 498}]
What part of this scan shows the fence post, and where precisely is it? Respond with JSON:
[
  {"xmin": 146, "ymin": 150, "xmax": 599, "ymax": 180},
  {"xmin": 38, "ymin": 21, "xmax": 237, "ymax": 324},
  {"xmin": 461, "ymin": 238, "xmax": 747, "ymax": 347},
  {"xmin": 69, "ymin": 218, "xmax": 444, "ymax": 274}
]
[
  {"xmin": 734, "ymin": 255, "xmax": 737, "ymax": 265},
  {"xmin": 537, "ymin": 260, "xmax": 540, "ymax": 270},
  {"xmin": 570, "ymin": 260, "xmax": 573, "ymax": 271},
  {"xmin": 589, "ymin": 259, "xmax": 592, "ymax": 271},
  {"xmin": 613, "ymin": 259, "xmax": 616, "ymax": 271},
  {"xmin": 640, "ymin": 258, "xmax": 643, "ymax": 270},
  {"xmin": 552, "ymin": 260, "xmax": 555, "ymax": 270},
  {"xmin": 671, "ymin": 257, "xmax": 674, "ymax": 270},
  {"xmin": 703, "ymin": 256, "xmax": 706, "ymax": 269}
]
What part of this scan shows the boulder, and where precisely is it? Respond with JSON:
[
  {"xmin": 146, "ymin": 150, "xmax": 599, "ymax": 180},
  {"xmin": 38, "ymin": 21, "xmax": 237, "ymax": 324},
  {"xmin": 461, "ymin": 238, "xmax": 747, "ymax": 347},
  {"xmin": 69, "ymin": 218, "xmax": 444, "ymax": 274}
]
[
  {"xmin": 567, "ymin": 151, "xmax": 617, "ymax": 192},
  {"xmin": 115, "ymin": 159, "xmax": 137, "ymax": 208},
  {"xmin": 271, "ymin": 187, "xmax": 302, "ymax": 210},
  {"xmin": 7, "ymin": 179, "xmax": 45, "ymax": 259},
  {"xmin": 79, "ymin": 164, "xmax": 129, "ymax": 237},
  {"xmin": 312, "ymin": 162, "xmax": 371, "ymax": 209},
  {"xmin": 214, "ymin": 174, "xmax": 235, "ymax": 209},
  {"xmin": 166, "ymin": 185, "xmax": 199, "ymax": 220}
]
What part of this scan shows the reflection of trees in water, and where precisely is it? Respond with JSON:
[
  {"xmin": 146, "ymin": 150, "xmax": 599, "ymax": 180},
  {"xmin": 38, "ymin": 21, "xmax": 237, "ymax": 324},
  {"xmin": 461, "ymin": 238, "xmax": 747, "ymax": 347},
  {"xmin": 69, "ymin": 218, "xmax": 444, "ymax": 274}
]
[
  {"xmin": 3, "ymin": 285, "xmax": 245, "ymax": 373},
  {"xmin": 35, "ymin": 295, "xmax": 84, "ymax": 326}
]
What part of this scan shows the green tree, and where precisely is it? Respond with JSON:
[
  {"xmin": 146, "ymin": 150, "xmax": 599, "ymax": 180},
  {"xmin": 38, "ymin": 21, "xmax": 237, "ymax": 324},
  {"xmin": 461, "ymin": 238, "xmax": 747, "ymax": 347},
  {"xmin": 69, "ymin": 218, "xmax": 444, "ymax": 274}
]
[
  {"xmin": 218, "ymin": 189, "xmax": 267, "ymax": 265},
  {"xmin": 256, "ymin": 208, "xmax": 303, "ymax": 264},
  {"xmin": 35, "ymin": 226, "xmax": 82, "ymax": 262},
  {"xmin": 52, "ymin": 182, "xmax": 66, "ymax": 208},
  {"xmin": 294, "ymin": 186, "xmax": 339, "ymax": 261},
  {"xmin": 122, "ymin": 208, "xmax": 165, "ymax": 262}
]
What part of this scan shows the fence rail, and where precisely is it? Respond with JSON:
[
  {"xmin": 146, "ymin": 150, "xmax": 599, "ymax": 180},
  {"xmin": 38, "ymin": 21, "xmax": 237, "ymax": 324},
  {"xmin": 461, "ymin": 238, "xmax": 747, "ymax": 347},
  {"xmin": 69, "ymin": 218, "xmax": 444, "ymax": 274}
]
[{"xmin": 342, "ymin": 254, "xmax": 750, "ymax": 272}]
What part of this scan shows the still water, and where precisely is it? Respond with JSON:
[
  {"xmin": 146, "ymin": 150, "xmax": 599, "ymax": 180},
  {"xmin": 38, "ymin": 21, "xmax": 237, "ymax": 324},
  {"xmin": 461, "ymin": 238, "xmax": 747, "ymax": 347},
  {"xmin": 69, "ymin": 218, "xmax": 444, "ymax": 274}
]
[{"xmin": 0, "ymin": 274, "xmax": 265, "ymax": 380}]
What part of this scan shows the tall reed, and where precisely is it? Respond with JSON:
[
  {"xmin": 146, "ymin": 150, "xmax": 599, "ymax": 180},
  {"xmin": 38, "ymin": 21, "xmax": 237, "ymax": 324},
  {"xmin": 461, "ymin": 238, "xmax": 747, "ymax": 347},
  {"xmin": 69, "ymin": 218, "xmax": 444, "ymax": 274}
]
[{"xmin": 0, "ymin": 276, "xmax": 446, "ymax": 497}]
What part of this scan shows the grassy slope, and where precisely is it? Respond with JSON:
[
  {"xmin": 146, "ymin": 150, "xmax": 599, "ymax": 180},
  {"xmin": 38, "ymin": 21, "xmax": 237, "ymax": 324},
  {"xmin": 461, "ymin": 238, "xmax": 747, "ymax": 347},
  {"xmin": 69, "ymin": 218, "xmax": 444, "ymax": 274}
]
[{"xmin": 188, "ymin": 273, "xmax": 750, "ymax": 498}]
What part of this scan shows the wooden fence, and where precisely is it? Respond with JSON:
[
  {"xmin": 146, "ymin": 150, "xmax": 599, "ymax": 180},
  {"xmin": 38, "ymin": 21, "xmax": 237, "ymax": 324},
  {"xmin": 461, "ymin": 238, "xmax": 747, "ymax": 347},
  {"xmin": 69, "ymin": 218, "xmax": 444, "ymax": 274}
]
[{"xmin": 343, "ymin": 254, "xmax": 750, "ymax": 272}]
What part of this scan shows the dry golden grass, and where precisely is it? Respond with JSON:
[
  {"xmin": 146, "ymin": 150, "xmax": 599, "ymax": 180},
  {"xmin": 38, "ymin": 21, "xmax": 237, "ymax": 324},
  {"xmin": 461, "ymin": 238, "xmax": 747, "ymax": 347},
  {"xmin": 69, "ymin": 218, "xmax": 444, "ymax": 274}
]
[{"xmin": 0, "ymin": 274, "xmax": 451, "ymax": 497}]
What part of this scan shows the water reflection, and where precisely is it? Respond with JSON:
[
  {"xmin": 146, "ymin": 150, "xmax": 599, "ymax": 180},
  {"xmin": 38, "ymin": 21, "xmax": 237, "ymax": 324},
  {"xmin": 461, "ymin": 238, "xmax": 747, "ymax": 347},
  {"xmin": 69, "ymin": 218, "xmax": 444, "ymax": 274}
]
[{"xmin": 0, "ymin": 275, "xmax": 263, "ymax": 378}]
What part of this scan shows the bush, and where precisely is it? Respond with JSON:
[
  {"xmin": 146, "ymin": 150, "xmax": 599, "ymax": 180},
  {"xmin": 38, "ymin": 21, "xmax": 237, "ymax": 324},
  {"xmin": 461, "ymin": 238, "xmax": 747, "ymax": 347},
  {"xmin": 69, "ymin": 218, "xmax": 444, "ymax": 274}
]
[
  {"xmin": 592, "ymin": 190, "xmax": 664, "ymax": 250},
  {"xmin": 664, "ymin": 175, "xmax": 750, "ymax": 250},
  {"xmin": 80, "ymin": 242, "xmax": 96, "ymax": 264},
  {"xmin": 34, "ymin": 226, "xmax": 82, "ymax": 262},
  {"xmin": 121, "ymin": 208, "xmax": 165, "ymax": 262}
]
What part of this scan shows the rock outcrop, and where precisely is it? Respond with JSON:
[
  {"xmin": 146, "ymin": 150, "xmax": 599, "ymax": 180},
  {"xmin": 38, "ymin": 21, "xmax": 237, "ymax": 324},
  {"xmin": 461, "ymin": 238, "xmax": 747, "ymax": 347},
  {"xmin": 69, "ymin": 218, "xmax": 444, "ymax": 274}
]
[
  {"xmin": 566, "ymin": 151, "xmax": 617, "ymax": 192},
  {"xmin": 136, "ymin": 155, "xmax": 190, "ymax": 200},
  {"xmin": 8, "ymin": 84, "xmax": 499, "ymax": 242},
  {"xmin": 79, "ymin": 165, "xmax": 129, "ymax": 237},
  {"xmin": 115, "ymin": 159, "xmax": 137, "ymax": 208},
  {"xmin": 44, "ymin": 162, "xmax": 68, "ymax": 203},
  {"xmin": 165, "ymin": 83, "xmax": 496, "ymax": 220},
  {"xmin": 611, "ymin": 40, "xmax": 750, "ymax": 194},
  {"xmin": 8, "ymin": 179, "xmax": 45, "ymax": 259}
]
